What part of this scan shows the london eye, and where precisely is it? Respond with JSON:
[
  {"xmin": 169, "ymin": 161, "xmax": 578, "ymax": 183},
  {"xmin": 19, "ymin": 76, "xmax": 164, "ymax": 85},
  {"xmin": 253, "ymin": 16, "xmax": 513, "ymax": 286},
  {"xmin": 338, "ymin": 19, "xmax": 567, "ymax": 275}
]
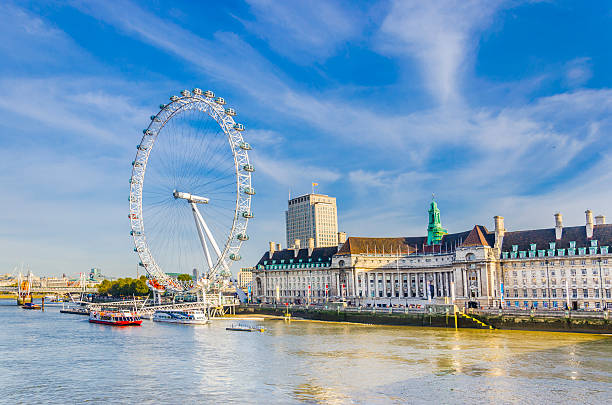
[{"xmin": 129, "ymin": 89, "xmax": 254, "ymax": 293}]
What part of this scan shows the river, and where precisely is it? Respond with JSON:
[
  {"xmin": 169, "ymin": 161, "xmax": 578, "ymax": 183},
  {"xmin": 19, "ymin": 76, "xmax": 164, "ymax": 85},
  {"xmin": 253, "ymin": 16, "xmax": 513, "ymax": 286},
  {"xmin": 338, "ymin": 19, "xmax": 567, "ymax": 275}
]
[{"xmin": 1, "ymin": 299, "xmax": 610, "ymax": 404}]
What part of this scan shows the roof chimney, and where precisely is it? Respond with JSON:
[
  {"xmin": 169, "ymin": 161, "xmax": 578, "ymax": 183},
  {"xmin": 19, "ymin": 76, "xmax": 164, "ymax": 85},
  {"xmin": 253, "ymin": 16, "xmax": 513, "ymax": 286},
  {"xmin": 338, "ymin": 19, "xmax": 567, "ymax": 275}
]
[
  {"xmin": 276, "ymin": 243, "xmax": 282, "ymax": 251},
  {"xmin": 586, "ymin": 210, "xmax": 594, "ymax": 238},
  {"xmin": 493, "ymin": 216, "xmax": 505, "ymax": 249},
  {"xmin": 268, "ymin": 241, "xmax": 275, "ymax": 259},
  {"xmin": 554, "ymin": 213, "xmax": 563, "ymax": 240},
  {"xmin": 293, "ymin": 239, "xmax": 300, "ymax": 258},
  {"xmin": 308, "ymin": 238, "xmax": 315, "ymax": 256},
  {"xmin": 338, "ymin": 231, "xmax": 347, "ymax": 247},
  {"xmin": 595, "ymin": 215, "xmax": 606, "ymax": 225}
]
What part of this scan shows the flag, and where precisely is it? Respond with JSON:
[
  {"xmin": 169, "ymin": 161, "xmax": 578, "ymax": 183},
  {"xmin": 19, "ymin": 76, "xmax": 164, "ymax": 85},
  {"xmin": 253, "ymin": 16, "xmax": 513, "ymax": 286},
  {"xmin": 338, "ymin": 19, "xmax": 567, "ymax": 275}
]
[{"xmin": 312, "ymin": 182, "xmax": 318, "ymax": 187}]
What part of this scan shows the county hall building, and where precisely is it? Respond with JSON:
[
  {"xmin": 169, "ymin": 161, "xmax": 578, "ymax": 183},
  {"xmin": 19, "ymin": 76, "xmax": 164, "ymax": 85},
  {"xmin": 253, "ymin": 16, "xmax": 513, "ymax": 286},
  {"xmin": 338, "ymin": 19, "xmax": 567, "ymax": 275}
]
[{"xmin": 252, "ymin": 199, "xmax": 612, "ymax": 310}]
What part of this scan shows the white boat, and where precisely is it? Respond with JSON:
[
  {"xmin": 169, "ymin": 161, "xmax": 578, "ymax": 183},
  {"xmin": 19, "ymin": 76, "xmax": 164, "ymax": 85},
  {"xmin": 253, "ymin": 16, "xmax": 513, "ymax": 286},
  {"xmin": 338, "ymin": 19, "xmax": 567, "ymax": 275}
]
[{"xmin": 152, "ymin": 310, "xmax": 210, "ymax": 325}]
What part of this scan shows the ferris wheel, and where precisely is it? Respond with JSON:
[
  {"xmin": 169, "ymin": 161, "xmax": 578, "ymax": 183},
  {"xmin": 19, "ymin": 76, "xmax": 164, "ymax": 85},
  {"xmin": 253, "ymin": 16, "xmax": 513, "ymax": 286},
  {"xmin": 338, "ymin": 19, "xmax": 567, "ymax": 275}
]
[{"xmin": 129, "ymin": 88, "xmax": 254, "ymax": 292}]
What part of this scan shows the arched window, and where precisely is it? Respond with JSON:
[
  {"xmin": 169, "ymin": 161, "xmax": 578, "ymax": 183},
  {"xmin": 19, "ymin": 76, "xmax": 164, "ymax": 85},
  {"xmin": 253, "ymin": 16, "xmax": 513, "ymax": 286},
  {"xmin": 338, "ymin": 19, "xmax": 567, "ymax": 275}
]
[
  {"xmin": 466, "ymin": 253, "xmax": 476, "ymax": 261},
  {"xmin": 338, "ymin": 260, "xmax": 345, "ymax": 267}
]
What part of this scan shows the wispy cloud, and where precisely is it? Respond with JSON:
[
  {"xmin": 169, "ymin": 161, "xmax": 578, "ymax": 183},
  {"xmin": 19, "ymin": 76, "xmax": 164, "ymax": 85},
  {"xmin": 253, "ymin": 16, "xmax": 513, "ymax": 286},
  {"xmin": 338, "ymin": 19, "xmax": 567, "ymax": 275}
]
[
  {"xmin": 564, "ymin": 57, "xmax": 593, "ymax": 87},
  {"xmin": 240, "ymin": 0, "xmax": 365, "ymax": 63},
  {"xmin": 377, "ymin": 0, "xmax": 507, "ymax": 105}
]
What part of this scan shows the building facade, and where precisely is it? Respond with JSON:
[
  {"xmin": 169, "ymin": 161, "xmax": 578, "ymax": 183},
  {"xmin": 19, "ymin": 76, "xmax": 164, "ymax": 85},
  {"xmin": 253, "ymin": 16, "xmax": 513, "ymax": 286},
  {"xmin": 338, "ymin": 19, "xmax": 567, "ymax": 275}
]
[
  {"xmin": 285, "ymin": 193, "xmax": 338, "ymax": 248},
  {"xmin": 253, "ymin": 200, "xmax": 612, "ymax": 310},
  {"xmin": 237, "ymin": 267, "xmax": 254, "ymax": 290}
]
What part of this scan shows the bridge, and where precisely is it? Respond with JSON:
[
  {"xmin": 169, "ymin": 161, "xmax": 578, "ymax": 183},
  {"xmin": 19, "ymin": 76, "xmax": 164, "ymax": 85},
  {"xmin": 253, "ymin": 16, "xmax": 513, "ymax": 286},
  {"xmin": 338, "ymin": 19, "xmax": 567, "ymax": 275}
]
[{"xmin": 0, "ymin": 286, "xmax": 97, "ymax": 294}]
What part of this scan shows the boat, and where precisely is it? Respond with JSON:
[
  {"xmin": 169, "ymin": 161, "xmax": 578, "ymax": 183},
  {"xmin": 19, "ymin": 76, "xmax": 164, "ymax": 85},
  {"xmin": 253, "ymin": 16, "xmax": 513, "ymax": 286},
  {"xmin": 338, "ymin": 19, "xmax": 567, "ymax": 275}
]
[
  {"xmin": 60, "ymin": 301, "xmax": 90, "ymax": 315},
  {"xmin": 89, "ymin": 310, "xmax": 142, "ymax": 326},
  {"xmin": 43, "ymin": 295, "xmax": 66, "ymax": 305},
  {"xmin": 226, "ymin": 323, "xmax": 265, "ymax": 332},
  {"xmin": 152, "ymin": 310, "xmax": 210, "ymax": 325},
  {"xmin": 22, "ymin": 302, "xmax": 42, "ymax": 310}
]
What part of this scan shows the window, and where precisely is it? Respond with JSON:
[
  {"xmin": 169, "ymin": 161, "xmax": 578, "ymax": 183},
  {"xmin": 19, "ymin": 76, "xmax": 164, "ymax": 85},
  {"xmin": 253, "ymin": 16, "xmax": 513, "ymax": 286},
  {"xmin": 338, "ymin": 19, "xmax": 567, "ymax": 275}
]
[
  {"xmin": 595, "ymin": 289, "xmax": 600, "ymax": 298},
  {"xmin": 513, "ymin": 289, "xmax": 518, "ymax": 298},
  {"xmin": 542, "ymin": 289, "xmax": 547, "ymax": 298},
  {"xmin": 532, "ymin": 289, "xmax": 538, "ymax": 297},
  {"xmin": 552, "ymin": 289, "xmax": 557, "ymax": 298},
  {"xmin": 572, "ymin": 289, "xmax": 577, "ymax": 298},
  {"xmin": 583, "ymin": 289, "xmax": 589, "ymax": 298},
  {"xmin": 523, "ymin": 288, "xmax": 528, "ymax": 298}
]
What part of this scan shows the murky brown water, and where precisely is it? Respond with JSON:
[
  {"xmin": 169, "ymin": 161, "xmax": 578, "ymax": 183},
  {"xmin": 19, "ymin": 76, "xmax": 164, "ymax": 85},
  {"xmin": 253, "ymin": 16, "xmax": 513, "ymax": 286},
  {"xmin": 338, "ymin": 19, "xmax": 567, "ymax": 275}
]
[{"xmin": 2, "ymin": 300, "xmax": 611, "ymax": 404}]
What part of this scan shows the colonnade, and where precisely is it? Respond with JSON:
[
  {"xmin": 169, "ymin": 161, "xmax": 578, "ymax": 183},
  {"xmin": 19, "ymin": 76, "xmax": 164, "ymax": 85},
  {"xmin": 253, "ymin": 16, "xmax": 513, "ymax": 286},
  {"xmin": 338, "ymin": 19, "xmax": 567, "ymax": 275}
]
[{"xmin": 357, "ymin": 270, "xmax": 455, "ymax": 299}]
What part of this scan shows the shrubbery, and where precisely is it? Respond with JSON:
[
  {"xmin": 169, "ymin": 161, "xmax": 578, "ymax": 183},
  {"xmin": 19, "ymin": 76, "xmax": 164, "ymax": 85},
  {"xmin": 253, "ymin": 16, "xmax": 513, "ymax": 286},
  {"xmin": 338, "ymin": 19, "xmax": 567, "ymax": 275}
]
[{"xmin": 97, "ymin": 276, "xmax": 149, "ymax": 297}]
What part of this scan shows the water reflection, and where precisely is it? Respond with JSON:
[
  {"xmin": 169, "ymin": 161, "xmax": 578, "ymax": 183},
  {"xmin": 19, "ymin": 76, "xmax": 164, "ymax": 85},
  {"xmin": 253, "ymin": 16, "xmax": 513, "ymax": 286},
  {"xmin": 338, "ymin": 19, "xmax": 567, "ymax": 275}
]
[{"xmin": 1, "ymin": 301, "xmax": 610, "ymax": 404}]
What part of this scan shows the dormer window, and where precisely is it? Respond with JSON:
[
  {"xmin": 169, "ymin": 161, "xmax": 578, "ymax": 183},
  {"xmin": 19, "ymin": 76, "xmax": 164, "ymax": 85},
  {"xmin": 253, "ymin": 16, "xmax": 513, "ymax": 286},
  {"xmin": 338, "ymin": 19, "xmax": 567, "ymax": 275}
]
[
  {"xmin": 578, "ymin": 247, "xmax": 586, "ymax": 255},
  {"xmin": 601, "ymin": 246, "xmax": 609, "ymax": 254},
  {"xmin": 538, "ymin": 250, "xmax": 545, "ymax": 257},
  {"xmin": 589, "ymin": 247, "xmax": 597, "ymax": 255},
  {"xmin": 519, "ymin": 251, "xmax": 526, "ymax": 258},
  {"xmin": 557, "ymin": 249, "xmax": 566, "ymax": 256},
  {"xmin": 569, "ymin": 241, "xmax": 576, "ymax": 249},
  {"xmin": 590, "ymin": 240, "xmax": 598, "ymax": 247},
  {"xmin": 530, "ymin": 243, "xmax": 537, "ymax": 251},
  {"xmin": 502, "ymin": 252, "xmax": 509, "ymax": 259},
  {"xmin": 528, "ymin": 251, "xmax": 536, "ymax": 258},
  {"xmin": 549, "ymin": 242, "xmax": 556, "ymax": 250},
  {"xmin": 512, "ymin": 245, "xmax": 518, "ymax": 252}
]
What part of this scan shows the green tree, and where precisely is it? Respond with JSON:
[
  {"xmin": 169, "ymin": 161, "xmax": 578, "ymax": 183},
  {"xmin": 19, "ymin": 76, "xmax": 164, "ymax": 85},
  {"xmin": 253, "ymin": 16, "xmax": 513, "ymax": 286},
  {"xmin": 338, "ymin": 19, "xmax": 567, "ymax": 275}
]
[{"xmin": 177, "ymin": 273, "xmax": 192, "ymax": 282}]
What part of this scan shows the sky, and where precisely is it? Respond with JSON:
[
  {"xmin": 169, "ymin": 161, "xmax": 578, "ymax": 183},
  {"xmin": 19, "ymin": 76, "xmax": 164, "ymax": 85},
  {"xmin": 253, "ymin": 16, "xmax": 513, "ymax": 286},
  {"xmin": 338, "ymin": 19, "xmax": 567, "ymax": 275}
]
[{"xmin": 1, "ymin": 0, "xmax": 611, "ymax": 277}]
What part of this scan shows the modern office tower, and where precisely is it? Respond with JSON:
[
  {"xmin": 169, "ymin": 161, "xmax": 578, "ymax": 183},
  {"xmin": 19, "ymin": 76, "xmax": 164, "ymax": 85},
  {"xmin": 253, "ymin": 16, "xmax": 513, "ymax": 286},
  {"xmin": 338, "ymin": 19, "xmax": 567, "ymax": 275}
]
[{"xmin": 286, "ymin": 193, "xmax": 338, "ymax": 248}]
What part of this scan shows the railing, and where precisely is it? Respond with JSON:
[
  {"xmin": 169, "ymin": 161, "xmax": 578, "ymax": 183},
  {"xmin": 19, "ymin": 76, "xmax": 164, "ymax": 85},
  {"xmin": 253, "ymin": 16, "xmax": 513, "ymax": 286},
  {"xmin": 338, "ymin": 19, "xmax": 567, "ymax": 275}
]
[{"xmin": 467, "ymin": 308, "xmax": 610, "ymax": 319}]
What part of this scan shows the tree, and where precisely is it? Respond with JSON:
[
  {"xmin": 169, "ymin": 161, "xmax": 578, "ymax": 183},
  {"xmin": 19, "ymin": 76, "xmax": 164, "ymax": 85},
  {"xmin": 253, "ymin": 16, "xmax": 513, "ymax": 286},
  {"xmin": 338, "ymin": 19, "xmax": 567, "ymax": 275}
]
[{"xmin": 177, "ymin": 274, "xmax": 192, "ymax": 282}]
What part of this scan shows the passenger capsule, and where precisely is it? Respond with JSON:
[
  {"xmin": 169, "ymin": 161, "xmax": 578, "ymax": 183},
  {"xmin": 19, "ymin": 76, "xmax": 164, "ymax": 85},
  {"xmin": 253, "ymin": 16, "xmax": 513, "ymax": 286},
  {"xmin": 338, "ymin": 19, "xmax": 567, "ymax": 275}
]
[
  {"xmin": 192, "ymin": 88, "xmax": 202, "ymax": 95},
  {"xmin": 225, "ymin": 108, "xmax": 236, "ymax": 116},
  {"xmin": 242, "ymin": 164, "xmax": 254, "ymax": 172},
  {"xmin": 128, "ymin": 214, "xmax": 138, "ymax": 219},
  {"xmin": 181, "ymin": 89, "xmax": 191, "ymax": 97},
  {"xmin": 137, "ymin": 145, "xmax": 148, "ymax": 151},
  {"xmin": 150, "ymin": 115, "xmax": 160, "ymax": 122},
  {"xmin": 233, "ymin": 123, "xmax": 245, "ymax": 131},
  {"xmin": 239, "ymin": 142, "xmax": 252, "ymax": 150},
  {"xmin": 159, "ymin": 104, "xmax": 166, "ymax": 109},
  {"xmin": 237, "ymin": 234, "xmax": 249, "ymax": 241},
  {"xmin": 170, "ymin": 95, "xmax": 179, "ymax": 101},
  {"xmin": 243, "ymin": 187, "xmax": 255, "ymax": 195},
  {"xmin": 242, "ymin": 211, "xmax": 254, "ymax": 218},
  {"xmin": 229, "ymin": 254, "xmax": 241, "ymax": 261},
  {"xmin": 214, "ymin": 97, "xmax": 226, "ymax": 105},
  {"xmin": 204, "ymin": 90, "xmax": 215, "ymax": 98}
]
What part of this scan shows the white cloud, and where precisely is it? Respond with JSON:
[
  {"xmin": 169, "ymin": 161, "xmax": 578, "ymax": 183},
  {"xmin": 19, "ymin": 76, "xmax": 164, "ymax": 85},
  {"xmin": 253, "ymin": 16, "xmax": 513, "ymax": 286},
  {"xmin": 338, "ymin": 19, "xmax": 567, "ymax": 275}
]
[
  {"xmin": 240, "ymin": 0, "xmax": 364, "ymax": 63},
  {"xmin": 377, "ymin": 0, "xmax": 507, "ymax": 104},
  {"xmin": 565, "ymin": 57, "xmax": 593, "ymax": 87}
]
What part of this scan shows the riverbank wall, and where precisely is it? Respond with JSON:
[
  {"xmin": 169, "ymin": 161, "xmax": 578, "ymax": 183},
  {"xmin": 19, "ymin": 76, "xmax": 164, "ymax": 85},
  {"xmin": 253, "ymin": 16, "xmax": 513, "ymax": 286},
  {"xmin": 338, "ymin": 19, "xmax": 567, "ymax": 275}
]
[{"xmin": 238, "ymin": 306, "xmax": 612, "ymax": 334}]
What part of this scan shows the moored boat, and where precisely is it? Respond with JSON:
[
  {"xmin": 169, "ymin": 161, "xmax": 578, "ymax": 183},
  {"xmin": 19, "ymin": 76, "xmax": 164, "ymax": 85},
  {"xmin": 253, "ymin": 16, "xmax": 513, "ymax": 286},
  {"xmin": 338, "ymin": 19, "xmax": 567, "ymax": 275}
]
[
  {"xmin": 22, "ymin": 302, "xmax": 41, "ymax": 310},
  {"xmin": 226, "ymin": 323, "xmax": 265, "ymax": 332},
  {"xmin": 153, "ymin": 310, "xmax": 210, "ymax": 325},
  {"xmin": 89, "ymin": 310, "xmax": 142, "ymax": 326}
]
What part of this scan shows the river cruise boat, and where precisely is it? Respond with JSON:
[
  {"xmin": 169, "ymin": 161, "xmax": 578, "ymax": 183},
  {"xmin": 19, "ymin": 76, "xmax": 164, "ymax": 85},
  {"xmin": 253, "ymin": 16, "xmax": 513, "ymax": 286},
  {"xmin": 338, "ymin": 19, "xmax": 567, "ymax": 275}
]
[
  {"xmin": 22, "ymin": 302, "xmax": 41, "ymax": 310},
  {"xmin": 60, "ymin": 301, "xmax": 90, "ymax": 315},
  {"xmin": 152, "ymin": 310, "xmax": 210, "ymax": 325},
  {"xmin": 226, "ymin": 323, "xmax": 265, "ymax": 332},
  {"xmin": 89, "ymin": 310, "xmax": 142, "ymax": 326}
]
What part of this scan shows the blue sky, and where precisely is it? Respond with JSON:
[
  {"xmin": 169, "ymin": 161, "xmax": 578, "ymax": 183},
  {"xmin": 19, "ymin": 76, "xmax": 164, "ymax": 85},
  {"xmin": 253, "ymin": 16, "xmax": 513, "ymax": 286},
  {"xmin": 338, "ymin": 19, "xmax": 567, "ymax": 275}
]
[{"xmin": 1, "ymin": 0, "xmax": 611, "ymax": 277}]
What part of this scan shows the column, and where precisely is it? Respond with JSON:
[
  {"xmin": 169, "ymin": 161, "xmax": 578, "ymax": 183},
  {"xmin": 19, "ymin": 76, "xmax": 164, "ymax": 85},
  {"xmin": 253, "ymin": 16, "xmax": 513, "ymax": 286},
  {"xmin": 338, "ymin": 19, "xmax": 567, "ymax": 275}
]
[
  {"xmin": 434, "ymin": 272, "xmax": 438, "ymax": 297},
  {"xmin": 422, "ymin": 273, "xmax": 426, "ymax": 298},
  {"xmin": 463, "ymin": 269, "xmax": 468, "ymax": 298},
  {"xmin": 476, "ymin": 268, "xmax": 481, "ymax": 298}
]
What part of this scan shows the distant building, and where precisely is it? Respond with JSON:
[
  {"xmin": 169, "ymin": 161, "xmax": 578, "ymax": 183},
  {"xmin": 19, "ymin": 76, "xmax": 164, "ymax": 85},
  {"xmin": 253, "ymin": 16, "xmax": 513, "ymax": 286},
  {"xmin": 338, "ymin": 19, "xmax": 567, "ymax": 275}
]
[
  {"xmin": 237, "ymin": 268, "xmax": 254, "ymax": 290},
  {"xmin": 253, "ymin": 198, "xmax": 612, "ymax": 310},
  {"xmin": 286, "ymin": 193, "xmax": 338, "ymax": 248},
  {"xmin": 193, "ymin": 268, "xmax": 199, "ymax": 281}
]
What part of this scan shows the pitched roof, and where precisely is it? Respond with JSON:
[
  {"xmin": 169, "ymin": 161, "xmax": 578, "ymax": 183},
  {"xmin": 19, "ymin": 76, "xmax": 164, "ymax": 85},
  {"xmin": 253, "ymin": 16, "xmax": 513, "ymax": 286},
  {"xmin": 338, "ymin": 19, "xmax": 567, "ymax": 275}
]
[
  {"xmin": 336, "ymin": 237, "xmax": 415, "ymax": 255},
  {"xmin": 256, "ymin": 246, "xmax": 338, "ymax": 267},
  {"xmin": 336, "ymin": 228, "xmax": 494, "ymax": 256},
  {"xmin": 501, "ymin": 224, "xmax": 612, "ymax": 252},
  {"xmin": 460, "ymin": 225, "xmax": 491, "ymax": 247}
]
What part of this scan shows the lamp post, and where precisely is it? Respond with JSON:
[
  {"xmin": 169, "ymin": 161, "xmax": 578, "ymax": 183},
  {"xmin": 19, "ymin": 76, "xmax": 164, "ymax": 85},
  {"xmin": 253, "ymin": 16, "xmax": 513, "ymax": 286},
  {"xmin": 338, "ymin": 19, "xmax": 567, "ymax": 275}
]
[
  {"xmin": 598, "ymin": 257, "xmax": 604, "ymax": 310},
  {"xmin": 545, "ymin": 259, "xmax": 551, "ymax": 309}
]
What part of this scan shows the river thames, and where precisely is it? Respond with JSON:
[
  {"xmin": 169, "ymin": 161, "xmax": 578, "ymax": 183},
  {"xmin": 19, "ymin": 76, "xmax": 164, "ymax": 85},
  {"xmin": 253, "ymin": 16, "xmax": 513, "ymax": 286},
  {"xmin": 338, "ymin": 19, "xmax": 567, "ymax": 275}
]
[{"xmin": 1, "ymin": 300, "xmax": 610, "ymax": 404}]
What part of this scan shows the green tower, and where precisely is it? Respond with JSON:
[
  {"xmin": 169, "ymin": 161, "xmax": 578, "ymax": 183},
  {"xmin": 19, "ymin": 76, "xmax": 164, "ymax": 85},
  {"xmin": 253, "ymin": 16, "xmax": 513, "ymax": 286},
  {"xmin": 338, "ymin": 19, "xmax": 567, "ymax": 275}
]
[{"xmin": 427, "ymin": 197, "xmax": 447, "ymax": 245}]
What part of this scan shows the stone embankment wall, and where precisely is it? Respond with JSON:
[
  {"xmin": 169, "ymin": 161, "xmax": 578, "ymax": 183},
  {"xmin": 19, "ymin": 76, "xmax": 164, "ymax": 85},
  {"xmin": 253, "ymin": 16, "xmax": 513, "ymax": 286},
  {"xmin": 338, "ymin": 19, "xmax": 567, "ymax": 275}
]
[{"xmin": 238, "ymin": 307, "xmax": 612, "ymax": 334}]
